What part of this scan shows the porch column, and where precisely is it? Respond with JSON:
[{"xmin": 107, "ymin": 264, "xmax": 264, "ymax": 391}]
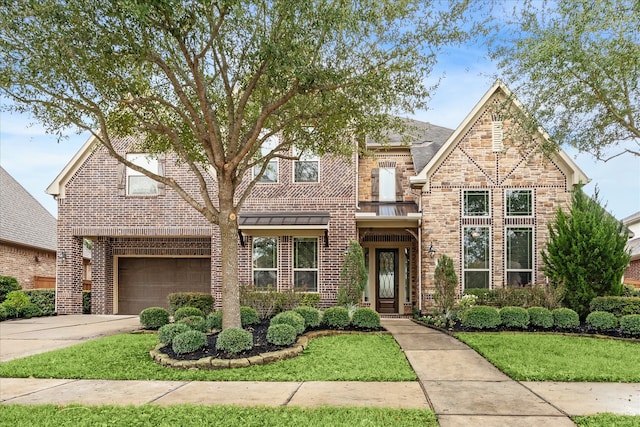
[
  {"xmin": 55, "ymin": 234, "xmax": 84, "ymax": 314},
  {"xmin": 91, "ymin": 237, "xmax": 113, "ymax": 314}
]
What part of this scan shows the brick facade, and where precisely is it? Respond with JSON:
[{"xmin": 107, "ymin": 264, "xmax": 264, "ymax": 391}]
[{"xmin": 0, "ymin": 243, "xmax": 56, "ymax": 289}]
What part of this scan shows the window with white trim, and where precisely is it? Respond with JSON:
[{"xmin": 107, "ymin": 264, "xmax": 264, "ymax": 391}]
[
  {"xmin": 506, "ymin": 189, "xmax": 533, "ymax": 216},
  {"xmin": 252, "ymin": 237, "xmax": 277, "ymax": 290},
  {"xmin": 463, "ymin": 226, "xmax": 490, "ymax": 289},
  {"xmin": 293, "ymin": 237, "xmax": 318, "ymax": 292},
  {"xmin": 126, "ymin": 153, "xmax": 158, "ymax": 195},
  {"xmin": 379, "ymin": 167, "xmax": 396, "ymax": 202},
  {"xmin": 506, "ymin": 227, "xmax": 533, "ymax": 287},
  {"xmin": 293, "ymin": 147, "xmax": 319, "ymax": 183},
  {"xmin": 463, "ymin": 190, "xmax": 490, "ymax": 217},
  {"xmin": 253, "ymin": 134, "xmax": 279, "ymax": 183}
]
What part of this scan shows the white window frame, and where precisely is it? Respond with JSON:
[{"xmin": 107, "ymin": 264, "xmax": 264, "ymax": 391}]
[
  {"xmin": 463, "ymin": 226, "xmax": 491, "ymax": 290},
  {"xmin": 505, "ymin": 189, "xmax": 533, "ymax": 217},
  {"xmin": 379, "ymin": 167, "xmax": 396, "ymax": 202},
  {"xmin": 252, "ymin": 237, "xmax": 278, "ymax": 290},
  {"xmin": 293, "ymin": 147, "xmax": 319, "ymax": 183},
  {"xmin": 463, "ymin": 190, "xmax": 490, "ymax": 217},
  {"xmin": 253, "ymin": 134, "xmax": 279, "ymax": 183},
  {"xmin": 126, "ymin": 153, "xmax": 158, "ymax": 196},
  {"xmin": 505, "ymin": 227, "xmax": 533, "ymax": 287},
  {"xmin": 293, "ymin": 237, "xmax": 319, "ymax": 292}
]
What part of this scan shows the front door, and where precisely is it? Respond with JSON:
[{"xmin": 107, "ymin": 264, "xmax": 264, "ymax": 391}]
[{"xmin": 376, "ymin": 249, "xmax": 398, "ymax": 313}]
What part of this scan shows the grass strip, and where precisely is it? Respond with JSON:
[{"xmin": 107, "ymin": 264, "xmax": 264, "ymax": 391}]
[
  {"xmin": 0, "ymin": 404, "xmax": 437, "ymax": 427},
  {"xmin": 573, "ymin": 414, "xmax": 640, "ymax": 426},
  {"xmin": 0, "ymin": 333, "xmax": 416, "ymax": 381},
  {"xmin": 456, "ymin": 332, "xmax": 640, "ymax": 382}
]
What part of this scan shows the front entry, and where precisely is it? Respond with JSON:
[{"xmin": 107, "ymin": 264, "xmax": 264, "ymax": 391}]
[{"xmin": 376, "ymin": 248, "xmax": 399, "ymax": 313}]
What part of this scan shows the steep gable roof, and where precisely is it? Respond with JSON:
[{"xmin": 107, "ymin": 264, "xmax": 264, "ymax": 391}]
[
  {"xmin": 410, "ymin": 80, "xmax": 589, "ymax": 188},
  {"xmin": 0, "ymin": 166, "xmax": 57, "ymax": 251}
]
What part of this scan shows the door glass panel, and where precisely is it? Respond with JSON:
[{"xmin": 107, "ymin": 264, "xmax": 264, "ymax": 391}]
[{"xmin": 378, "ymin": 251, "xmax": 395, "ymax": 299}]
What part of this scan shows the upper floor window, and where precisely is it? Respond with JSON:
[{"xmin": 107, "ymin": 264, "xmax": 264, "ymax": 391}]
[
  {"xmin": 293, "ymin": 147, "xmax": 319, "ymax": 183},
  {"xmin": 253, "ymin": 134, "xmax": 279, "ymax": 183},
  {"xmin": 126, "ymin": 153, "xmax": 158, "ymax": 196},
  {"xmin": 252, "ymin": 237, "xmax": 277, "ymax": 290},
  {"xmin": 379, "ymin": 167, "xmax": 396, "ymax": 202},
  {"xmin": 506, "ymin": 190, "xmax": 533, "ymax": 216},
  {"xmin": 293, "ymin": 237, "xmax": 318, "ymax": 292},
  {"xmin": 463, "ymin": 190, "xmax": 490, "ymax": 217}
]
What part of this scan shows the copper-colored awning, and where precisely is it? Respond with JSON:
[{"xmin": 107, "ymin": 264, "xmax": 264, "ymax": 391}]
[{"xmin": 356, "ymin": 202, "xmax": 420, "ymax": 228}]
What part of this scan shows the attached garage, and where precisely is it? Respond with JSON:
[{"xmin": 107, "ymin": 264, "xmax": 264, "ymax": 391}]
[{"xmin": 117, "ymin": 257, "xmax": 211, "ymax": 315}]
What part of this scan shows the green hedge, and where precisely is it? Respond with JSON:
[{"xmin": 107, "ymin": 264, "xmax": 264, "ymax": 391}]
[
  {"xmin": 499, "ymin": 306, "xmax": 530, "ymax": 329},
  {"xmin": 528, "ymin": 307, "xmax": 554, "ymax": 329},
  {"xmin": 460, "ymin": 306, "xmax": 501, "ymax": 329},
  {"xmin": 351, "ymin": 307, "xmax": 381, "ymax": 329},
  {"xmin": 463, "ymin": 286, "xmax": 561, "ymax": 309},
  {"xmin": 589, "ymin": 296, "xmax": 640, "ymax": 318},
  {"xmin": 23, "ymin": 290, "xmax": 56, "ymax": 316},
  {"xmin": 293, "ymin": 305, "xmax": 321, "ymax": 328},
  {"xmin": 139, "ymin": 307, "xmax": 170, "ymax": 329},
  {"xmin": 167, "ymin": 292, "xmax": 214, "ymax": 315},
  {"xmin": 585, "ymin": 311, "xmax": 618, "ymax": 332},
  {"xmin": 0, "ymin": 275, "xmax": 21, "ymax": 303},
  {"xmin": 552, "ymin": 308, "xmax": 580, "ymax": 329},
  {"xmin": 322, "ymin": 306, "xmax": 350, "ymax": 329},
  {"xmin": 620, "ymin": 314, "xmax": 640, "ymax": 336}
]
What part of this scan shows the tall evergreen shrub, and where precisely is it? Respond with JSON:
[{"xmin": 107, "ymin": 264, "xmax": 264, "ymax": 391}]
[
  {"xmin": 433, "ymin": 254, "xmax": 458, "ymax": 314},
  {"xmin": 337, "ymin": 240, "xmax": 367, "ymax": 306}
]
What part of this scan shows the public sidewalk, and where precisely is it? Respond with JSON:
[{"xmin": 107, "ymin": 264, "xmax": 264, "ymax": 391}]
[{"xmin": 0, "ymin": 315, "xmax": 638, "ymax": 426}]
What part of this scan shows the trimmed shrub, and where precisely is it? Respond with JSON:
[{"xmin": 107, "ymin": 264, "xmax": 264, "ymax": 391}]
[
  {"xmin": 0, "ymin": 305, "xmax": 7, "ymax": 321},
  {"xmin": 299, "ymin": 293, "xmax": 321, "ymax": 308},
  {"xmin": 552, "ymin": 308, "xmax": 580, "ymax": 329},
  {"xmin": 463, "ymin": 286, "xmax": 562, "ymax": 310},
  {"xmin": 82, "ymin": 291, "xmax": 91, "ymax": 314},
  {"xmin": 293, "ymin": 305, "xmax": 321, "ymax": 328},
  {"xmin": 0, "ymin": 275, "xmax": 21, "ymax": 303},
  {"xmin": 623, "ymin": 285, "xmax": 640, "ymax": 297},
  {"xmin": 158, "ymin": 323, "xmax": 191, "ymax": 345},
  {"xmin": 585, "ymin": 311, "xmax": 618, "ymax": 332},
  {"xmin": 270, "ymin": 310, "xmax": 305, "ymax": 335},
  {"xmin": 351, "ymin": 307, "xmax": 381, "ymax": 329},
  {"xmin": 528, "ymin": 307, "xmax": 554, "ymax": 329},
  {"xmin": 174, "ymin": 306, "xmax": 204, "ymax": 321},
  {"xmin": 19, "ymin": 303, "xmax": 42, "ymax": 319},
  {"xmin": 500, "ymin": 306, "xmax": 530, "ymax": 329},
  {"xmin": 240, "ymin": 306, "xmax": 260, "ymax": 327},
  {"xmin": 215, "ymin": 328, "xmax": 253, "ymax": 354},
  {"xmin": 139, "ymin": 307, "xmax": 170, "ymax": 329},
  {"xmin": 266, "ymin": 323, "xmax": 297, "ymax": 346},
  {"xmin": 168, "ymin": 292, "xmax": 214, "ymax": 315},
  {"xmin": 460, "ymin": 306, "xmax": 501, "ymax": 329},
  {"xmin": 275, "ymin": 290, "xmax": 304, "ymax": 312},
  {"xmin": 589, "ymin": 296, "xmax": 640, "ymax": 317},
  {"xmin": 321, "ymin": 306, "xmax": 351, "ymax": 329},
  {"xmin": 172, "ymin": 330, "xmax": 207, "ymax": 354},
  {"xmin": 620, "ymin": 314, "xmax": 640, "ymax": 336},
  {"xmin": 1, "ymin": 291, "xmax": 30, "ymax": 318},
  {"xmin": 206, "ymin": 311, "xmax": 222, "ymax": 330},
  {"xmin": 23, "ymin": 290, "xmax": 55, "ymax": 316},
  {"xmin": 240, "ymin": 285, "xmax": 280, "ymax": 320},
  {"xmin": 178, "ymin": 315, "xmax": 209, "ymax": 332}
]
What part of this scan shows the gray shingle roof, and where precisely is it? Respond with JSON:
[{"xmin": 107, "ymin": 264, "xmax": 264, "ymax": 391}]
[{"xmin": 0, "ymin": 166, "xmax": 57, "ymax": 251}]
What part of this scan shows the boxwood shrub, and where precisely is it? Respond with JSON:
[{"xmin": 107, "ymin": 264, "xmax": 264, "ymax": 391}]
[
  {"xmin": 23, "ymin": 290, "xmax": 55, "ymax": 316},
  {"xmin": 499, "ymin": 306, "xmax": 530, "ymax": 329},
  {"xmin": 139, "ymin": 307, "xmax": 170, "ymax": 329},
  {"xmin": 158, "ymin": 323, "xmax": 191, "ymax": 345},
  {"xmin": 172, "ymin": 329, "xmax": 207, "ymax": 354},
  {"xmin": 266, "ymin": 323, "xmax": 297, "ymax": 346},
  {"xmin": 351, "ymin": 307, "xmax": 381, "ymax": 329},
  {"xmin": 270, "ymin": 310, "xmax": 305, "ymax": 335},
  {"xmin": 168, "ymin": 292, "xmax": 215, "ymax": 315},
  {"xmin": 528, "ymin": 307, "xmax": 554, "ymax": 329},
  {"xmin": 215, "ymin": 328, "xmax": 253, "ymax": 354},
  {"xmin": 322, "ymin": 306, "xmax": 351, "ymax": 329},
  {"xmin": 552, "ymin": 308, "xmax": 580, "ymax": 329},
  {"xmin": 293, "ymin": 305, "xmax": 321, "ymax": 328},
  {"xmin": 174, "ymin": 306, "xmax": 204, "ymax": 321},
  {"xmin": 461, "ymin": 305, "xmax": 501, "ymax": 329},
  {"xmin": 585, "ymin": 311, "xmax": 618, "ymax": 332},
  {"xmin": 299, "ymin": 293, "xmax": 321, "ymax": 308},
  {"xmin": 240, "ymin": 306, "xmax": 260, "ymax": 326},
  {"xmin": 206, "ymin": 311, "xmax": 222, "ymax": 330},
  {"xmin": 589, "ymin": 296, "xmax": 640, "ymax": 317},
  {"xmin": 619, "ymin": 314, "xmax": 640, "ymax": 336},
  {"xmin": 178, "ymin": 315, "xmax": 209, "ymax": 332}
]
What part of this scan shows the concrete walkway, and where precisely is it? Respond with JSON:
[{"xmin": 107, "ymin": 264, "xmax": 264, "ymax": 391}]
[{"xmin": 0, "ymin": 316, "xmax": 638, "ymax": 425}]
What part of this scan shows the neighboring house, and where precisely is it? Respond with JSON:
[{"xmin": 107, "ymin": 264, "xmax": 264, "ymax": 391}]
[
  {"xmin": 0, "ymin": 166, "xmax": 57, "ymax": 288},
  {"xmin": 48, "ymin": 80, "xmax": 588, "ymax": 315},
  {"xmin": 622, "ymin": 211, "xmax": 640, "ymax": 287}
]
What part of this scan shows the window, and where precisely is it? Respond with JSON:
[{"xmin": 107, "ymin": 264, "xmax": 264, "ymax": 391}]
[
  {"xmin": 506, "ymin": 227, "xmax": 533, "ymax": 287},
  {"xmin": 463, "ymin": 227, "xmax": 490, "ymax": 289},
  {"xmin": 463, "ymin": 190, "xmax": 490, "ymax": 216},
  {"xmin": 253, "ymin": 134, "xmax": 279, "ymax": 183},
  {"xmin": 506, "ymin": 190, "xmax": 532, "ymax": 216},
  {"xmin": 252, "ymin": 237, "xmax": 277, "ymax": 290},
  {"xmin": 293, "ymin": 237, "xmax": 318, "ymax": 292},
  {"xmin": 379, "ymin": 167, "xmax": 396, "ymax": 202},
  {"xmin": 293, "ymin": 147, "xmax": 319, "ymax": 183},
  {"xmin": 126, "ymin": 153, "xmax": 158, "ymax": 195}
]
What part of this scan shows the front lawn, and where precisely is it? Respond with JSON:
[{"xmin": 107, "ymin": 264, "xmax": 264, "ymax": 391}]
[
  {"xmin": 0, "ymin": 404, "xmax": 437, "ymax": 427},
  {"xmin": 0, "ymin": 333, "xmax": 416, "ymax": 381},
  {"xmin": 456, "ymin": 332, "xmax": 640, "ymax": 382},
  {"xmin": 573, "ymin": 414, "xmax": 640, "ymax": 427}
]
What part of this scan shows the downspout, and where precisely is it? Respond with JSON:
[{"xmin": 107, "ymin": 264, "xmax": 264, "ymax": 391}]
[{"xmin": 418, "ymin": 217, "xmax": 422, "ymax": 313}]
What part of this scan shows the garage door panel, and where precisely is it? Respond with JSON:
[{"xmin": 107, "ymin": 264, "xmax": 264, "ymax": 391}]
[{"xmin": 118, "ymin": 258, "xmax": 211, "ymax": 315}]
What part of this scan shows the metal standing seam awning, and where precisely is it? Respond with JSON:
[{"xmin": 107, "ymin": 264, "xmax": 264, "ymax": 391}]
[{"xmin": 238, "ymin": 211, "xmax": 331, "ymax": 246}]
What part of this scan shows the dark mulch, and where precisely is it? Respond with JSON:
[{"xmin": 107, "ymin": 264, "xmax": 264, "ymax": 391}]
[{"xmin": 159, "ymin": 321, "xmax": 385, "ymax": 361}]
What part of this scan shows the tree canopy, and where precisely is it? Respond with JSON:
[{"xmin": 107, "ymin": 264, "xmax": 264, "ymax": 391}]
[
  {"xmin": 0, "ymin": 0, "xmax": 473, "ymax": 328},
  {"xmin": 492, "ymin": 0, "xmax": 639, "ymax": 160}
]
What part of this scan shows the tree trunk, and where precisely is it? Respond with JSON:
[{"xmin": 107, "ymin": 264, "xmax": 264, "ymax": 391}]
[{"xmin": 218, "ymin": 180, "xmax": 242, "ymax": 330}]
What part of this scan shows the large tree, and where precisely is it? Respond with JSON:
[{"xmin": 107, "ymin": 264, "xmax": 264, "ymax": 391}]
[
  {"xmin": 492, "ymin": 0, "xmax": 639, "ymax": 160},
  {"xmin": 0, "ymin": 0, "xmax": 472, "ymax": 328}
]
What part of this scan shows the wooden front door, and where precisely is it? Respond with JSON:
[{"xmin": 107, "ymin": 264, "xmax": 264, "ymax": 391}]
[{"xmin": 376, "ymin": 249, "xmax": 399, "ymax": 313}]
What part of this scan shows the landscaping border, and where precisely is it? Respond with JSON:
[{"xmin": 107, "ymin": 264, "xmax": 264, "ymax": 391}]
[{"xmin": 150, "ymin": 329, "xmax": 391, "ymax": 370}]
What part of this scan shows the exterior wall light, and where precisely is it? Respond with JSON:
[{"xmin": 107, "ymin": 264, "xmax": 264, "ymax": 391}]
[
  {"xmin": 57, "ymin": 251, "xmax": 67, "ymax": 265},
  {"xmin": 428, "ymin": 243, "xmax": 436, "ymax": 258}
]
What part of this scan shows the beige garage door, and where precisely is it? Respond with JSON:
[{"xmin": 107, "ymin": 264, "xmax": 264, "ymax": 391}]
[{"xmin": 118, "ymin": 258, "xmax": 211, "ymax": 315}]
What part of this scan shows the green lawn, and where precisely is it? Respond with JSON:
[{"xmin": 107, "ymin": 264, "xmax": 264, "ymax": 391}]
[
  {"xmin": 0, "ymin": 333, "xmax": 416, "ymax": 381},
  {"xmin": 573, "ymin": 414, "xmax": 640, "ymax": 427},
  {"xmin": 455, "ymin": 332, "xmax": 640, "ymax": 382},
  {"xmin": 0, "ymin": 404, "xmax": 437, "ymax": 427}
]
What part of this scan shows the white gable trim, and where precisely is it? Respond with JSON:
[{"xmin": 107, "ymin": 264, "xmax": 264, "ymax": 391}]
[{"xmin": 46, "ymin": 134, "xmax": 99, "ymax": 199}]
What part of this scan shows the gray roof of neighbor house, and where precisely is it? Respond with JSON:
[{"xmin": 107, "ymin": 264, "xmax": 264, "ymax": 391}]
[{"xmin": 0, "ymin": 166, "xmax": 57, "ymax": 252}]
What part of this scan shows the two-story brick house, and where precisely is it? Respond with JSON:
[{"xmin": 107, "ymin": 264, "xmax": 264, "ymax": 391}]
[{"xmin": 48, "ymin": 80, "xmax": 588, "ymax": 315}]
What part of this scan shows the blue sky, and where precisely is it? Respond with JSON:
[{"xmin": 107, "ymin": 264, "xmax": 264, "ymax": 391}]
[{"xmin": 1, "ymin": 41, "xmax": 639, "ymax": 221}]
